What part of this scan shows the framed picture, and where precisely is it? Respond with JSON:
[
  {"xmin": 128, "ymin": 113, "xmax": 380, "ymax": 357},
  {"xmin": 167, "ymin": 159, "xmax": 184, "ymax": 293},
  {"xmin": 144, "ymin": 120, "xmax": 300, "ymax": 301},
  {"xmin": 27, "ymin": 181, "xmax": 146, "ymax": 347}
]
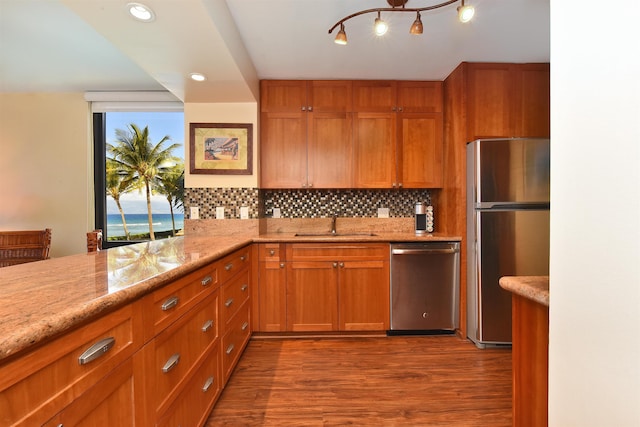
[{"xmin": 189, "ymin": 122, "xmax": 253, "ymax": 175}]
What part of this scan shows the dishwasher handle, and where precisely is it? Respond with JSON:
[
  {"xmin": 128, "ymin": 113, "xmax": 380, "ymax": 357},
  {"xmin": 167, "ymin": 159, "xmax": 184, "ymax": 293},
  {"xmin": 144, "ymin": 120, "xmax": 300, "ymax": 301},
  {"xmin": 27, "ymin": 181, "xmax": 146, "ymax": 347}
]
[{"xmin": 392, "ymin": 247, "xmax": 458, "ymax": 255}]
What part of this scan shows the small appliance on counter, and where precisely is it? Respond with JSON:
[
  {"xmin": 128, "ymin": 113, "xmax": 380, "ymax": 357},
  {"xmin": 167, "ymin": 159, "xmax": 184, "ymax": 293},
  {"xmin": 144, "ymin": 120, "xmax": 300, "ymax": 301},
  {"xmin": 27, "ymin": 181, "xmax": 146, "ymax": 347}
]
[{"xmin": 414, "ymin": 202, "xmax": 434, "ymax": 234}]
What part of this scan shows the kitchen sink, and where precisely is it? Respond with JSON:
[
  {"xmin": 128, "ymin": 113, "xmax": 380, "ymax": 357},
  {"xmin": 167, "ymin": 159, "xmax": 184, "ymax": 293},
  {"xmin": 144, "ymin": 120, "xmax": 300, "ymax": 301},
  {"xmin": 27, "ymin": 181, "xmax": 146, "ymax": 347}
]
[{"xmin": 294, "ymin": 232, "xmax": 378, "ymax": 237}]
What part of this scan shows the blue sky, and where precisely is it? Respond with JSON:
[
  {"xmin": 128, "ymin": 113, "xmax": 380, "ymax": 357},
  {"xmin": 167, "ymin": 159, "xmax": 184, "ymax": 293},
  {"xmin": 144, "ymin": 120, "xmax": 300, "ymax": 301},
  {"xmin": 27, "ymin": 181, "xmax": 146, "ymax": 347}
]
[{"xmin": 105, "ymin": 111, "xmax": 184, "ymax": 214}]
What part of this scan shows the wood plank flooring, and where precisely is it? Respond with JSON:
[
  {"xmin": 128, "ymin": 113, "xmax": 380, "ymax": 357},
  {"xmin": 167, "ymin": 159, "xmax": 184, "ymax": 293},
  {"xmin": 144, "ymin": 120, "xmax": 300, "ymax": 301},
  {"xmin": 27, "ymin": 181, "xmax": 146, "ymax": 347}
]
[{"xmin": 206, "ymin": 335, "xmax": 512, "ymax": 426}]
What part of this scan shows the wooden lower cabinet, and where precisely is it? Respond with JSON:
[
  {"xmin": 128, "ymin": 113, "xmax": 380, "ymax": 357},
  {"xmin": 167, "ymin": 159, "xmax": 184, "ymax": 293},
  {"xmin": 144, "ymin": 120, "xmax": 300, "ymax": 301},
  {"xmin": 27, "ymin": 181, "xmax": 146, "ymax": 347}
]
[{"xmin": 278, "ymin": 243, "xmax": 390, "ymax": 333}]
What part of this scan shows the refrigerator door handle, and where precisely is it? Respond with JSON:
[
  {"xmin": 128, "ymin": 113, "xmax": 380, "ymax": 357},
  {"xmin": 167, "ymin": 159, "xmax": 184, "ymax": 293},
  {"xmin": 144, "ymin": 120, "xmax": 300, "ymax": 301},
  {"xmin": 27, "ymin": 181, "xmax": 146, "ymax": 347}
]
[{"xmin": 476, "ymin": 202, "xmax": 550, "ymax": 210}]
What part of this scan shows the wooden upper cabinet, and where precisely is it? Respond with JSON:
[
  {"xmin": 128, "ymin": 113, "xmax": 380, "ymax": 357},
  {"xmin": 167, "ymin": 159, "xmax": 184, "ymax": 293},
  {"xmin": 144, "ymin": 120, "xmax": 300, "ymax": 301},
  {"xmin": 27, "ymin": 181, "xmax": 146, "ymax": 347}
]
[
  {"xmin": 397, "ymin": 112, "xmax": 443, "ymax": 188},
  {"xmin": 260, "ymin": 111, "xmax": 308, "ymax": 188},
  {"xmin": 260, "ymin": 80, "xmax": 308, "ymax": 113},
  {"xmin": 396, "ymin": 81, "xmax": 443, "ymax": 113},
  {"xmin": 352, "ymin": 80, "xmax": 397, "ymax": 112},
  {"xmin": 307, "ymin": 112, "xmax": 353, "ymax": 188},
  {"xmin": 309, "ymin": 80, "xmax": 353, "ymax": 113},
  {"xmin": 518, "ymin": 63, "xmax": 551, "ymax": 137},
  {"xmin": 353, "ymin": 112, "xmax": 396, "ymax": 188}
]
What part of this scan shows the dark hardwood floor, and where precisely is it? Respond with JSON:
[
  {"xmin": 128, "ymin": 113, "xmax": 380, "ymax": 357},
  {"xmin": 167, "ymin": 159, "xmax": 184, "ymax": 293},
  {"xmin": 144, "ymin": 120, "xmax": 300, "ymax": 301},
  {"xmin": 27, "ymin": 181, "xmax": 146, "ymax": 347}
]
[{"xmin": 206, "ymin": 335, "xmax": 512, "ymax": 426}]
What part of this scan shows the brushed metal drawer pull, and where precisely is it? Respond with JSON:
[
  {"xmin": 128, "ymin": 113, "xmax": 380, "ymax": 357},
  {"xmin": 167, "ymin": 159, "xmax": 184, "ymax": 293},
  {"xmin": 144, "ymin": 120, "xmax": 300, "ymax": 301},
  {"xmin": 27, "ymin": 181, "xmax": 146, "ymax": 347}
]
[
  {"xmin": 225, "ymin": 298, "xmax": 234, "ymax": 307},
  {"xmin": 226, "ymin": 344, "xmax": 235, "ymax": 355},
  {"xmin": 241, "ymin": 255, "xmax": 247, "ymax": 261},
  {"xmin": 161, "ymin": 296, "xmax": 179, "ymax": 311},
  {"xmin": 202, "ymin": 376, "xmax": 215, "ymax": 392},
  {"xmin": 241, "ymin": 322, "xmax": 249, "ymax": 331},
  {"xmin": 280, "ymin": 263, "xmax": 285, "ymax": 268},
  {"xmin": 78, "ymin": 337, "xmax": 115, "ymax": 365},
  {"xmin": 162, "ymin": 353, "xmax": 180, "ymax": 373},
  {"xmin": 225, "ymin": 263, "xmax": 233, "ymax": 271},
  {"xmin": 241, "ymin": 284, "xmax": 248, "ymax": 292},
  {"xmin": 269, "ymin": 249, "xmax": 275, "ymax": 256},
  {"xmin": 201, "ymin": 275, "xmax": 213, "ymax": 286},
  {"xmin": 202, "ymin": 319, "xmax": 214, "ymax": 332}
]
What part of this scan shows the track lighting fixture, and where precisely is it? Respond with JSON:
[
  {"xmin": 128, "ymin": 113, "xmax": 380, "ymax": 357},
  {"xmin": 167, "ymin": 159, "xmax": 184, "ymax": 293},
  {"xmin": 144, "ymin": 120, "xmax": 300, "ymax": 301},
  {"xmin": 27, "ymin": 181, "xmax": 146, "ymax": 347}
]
[{"xmin": 328, "ymin": 0, "xmax": 474, "ymax": 45}]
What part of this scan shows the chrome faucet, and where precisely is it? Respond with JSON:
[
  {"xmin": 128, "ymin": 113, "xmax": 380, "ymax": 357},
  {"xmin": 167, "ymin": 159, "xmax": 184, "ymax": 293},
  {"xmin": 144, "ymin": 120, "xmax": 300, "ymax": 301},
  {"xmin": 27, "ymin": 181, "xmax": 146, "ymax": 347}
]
[{"xmin": 331, "ymin": 215, "xmax": 337, "ymax": 235}]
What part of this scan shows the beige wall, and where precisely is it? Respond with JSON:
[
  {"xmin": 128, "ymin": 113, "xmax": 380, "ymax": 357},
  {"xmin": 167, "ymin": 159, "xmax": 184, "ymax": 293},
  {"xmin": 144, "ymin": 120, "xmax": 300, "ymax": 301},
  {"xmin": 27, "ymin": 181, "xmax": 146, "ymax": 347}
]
[
  {"xmin": 0, "ymin": 93, "xmax": 92, "ymax": 257},
  {"xmin": 184, "ymin": 102, "xmax": 259, "ymax": 189}
]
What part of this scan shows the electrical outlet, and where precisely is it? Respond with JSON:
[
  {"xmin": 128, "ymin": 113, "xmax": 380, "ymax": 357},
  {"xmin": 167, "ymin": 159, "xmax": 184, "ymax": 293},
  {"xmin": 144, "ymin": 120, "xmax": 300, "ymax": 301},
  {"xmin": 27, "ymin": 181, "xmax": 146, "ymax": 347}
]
[
  {"xmin": 190, "ymin": 206, "xmax": 200, "ymax": 220},
  {"xmin": 240, "ymin": 206, "xmax": 249, "ymax": 219},
  {"xmin": 272, "ymin": 207, "xmax": 281, "ymax": 218},
  {"xmin": 377, "ymin": 207, "xmax": 390, "ymax": 218},
  {"xmin": 216, "ymin": 206, "xmax": 225, "ymax": 220}
]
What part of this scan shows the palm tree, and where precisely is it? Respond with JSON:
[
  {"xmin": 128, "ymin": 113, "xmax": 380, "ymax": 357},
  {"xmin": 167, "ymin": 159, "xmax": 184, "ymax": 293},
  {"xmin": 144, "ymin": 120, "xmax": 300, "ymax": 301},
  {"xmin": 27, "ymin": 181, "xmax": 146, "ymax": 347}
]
[
  {"xmin": 108, "ymin": 124, "xmax": 181, "ymax": 240},
  {"xmin": 105, "ymin": 158, "xmax": 136, "ymax": 240},
  {"xmin": 153, "ymin": 164, "xmax": 184, "ymax": 236}
]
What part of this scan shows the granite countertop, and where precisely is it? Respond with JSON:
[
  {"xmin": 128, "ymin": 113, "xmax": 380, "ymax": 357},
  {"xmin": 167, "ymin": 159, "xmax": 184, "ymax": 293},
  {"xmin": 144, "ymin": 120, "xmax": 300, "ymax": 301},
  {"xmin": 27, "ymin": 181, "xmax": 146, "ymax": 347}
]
[
  {"xmin": 0, "ymin": 230, "xmax": 460, "ymax": 362},
  {"xmin": 499, "ymin": 276, "xmax": 549, "ymax": 307}
]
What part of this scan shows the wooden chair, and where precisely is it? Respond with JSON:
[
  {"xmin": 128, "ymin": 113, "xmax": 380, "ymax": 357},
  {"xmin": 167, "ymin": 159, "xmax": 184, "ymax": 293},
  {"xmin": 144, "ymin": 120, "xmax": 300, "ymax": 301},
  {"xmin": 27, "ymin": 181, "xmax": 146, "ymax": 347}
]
[
  {"xmin": 0, "ymin": 229, "xmax": 52, "ymax": 267},
  {"xmin": 87, "ymin": 229, "xmax": 103, "ymax": 252}
]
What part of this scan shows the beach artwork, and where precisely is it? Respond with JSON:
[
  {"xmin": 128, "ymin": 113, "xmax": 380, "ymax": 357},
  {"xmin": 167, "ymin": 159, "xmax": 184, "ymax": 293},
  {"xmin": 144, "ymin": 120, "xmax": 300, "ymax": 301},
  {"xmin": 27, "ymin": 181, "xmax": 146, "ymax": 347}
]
[{"xmin": 190, "ymin": 123, "xmax": 253, "ymax": 175}]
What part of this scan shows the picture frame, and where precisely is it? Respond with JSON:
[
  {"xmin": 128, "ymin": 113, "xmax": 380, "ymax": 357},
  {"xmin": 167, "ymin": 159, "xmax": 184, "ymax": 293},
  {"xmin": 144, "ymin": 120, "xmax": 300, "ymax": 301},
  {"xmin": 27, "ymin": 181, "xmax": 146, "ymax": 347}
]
[{"xmin": 189, "ymin": 122, "xmax": 253, "ymax": 175}]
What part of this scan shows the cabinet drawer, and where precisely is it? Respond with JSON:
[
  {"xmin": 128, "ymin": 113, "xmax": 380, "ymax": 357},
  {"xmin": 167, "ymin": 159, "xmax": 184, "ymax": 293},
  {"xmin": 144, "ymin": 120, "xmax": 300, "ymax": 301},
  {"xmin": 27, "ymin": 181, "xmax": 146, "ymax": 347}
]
[
  {"xmin": 258, "ymin": 243, "xmax": 285, "ymax": 262},
  {"xmin": 42, "ymin": 357, "xmax": 135, "ymax": 427},
  {"xmin": 221, "ymin": 269, "xmax": 250, "ymax": 325},
  {"xmin": 0, "ymin": 303, "xmax": 142, "ymax": 426},
  {"xmin": 221, "ymin": 301, "xmax": 251, "ymax": 382},
  {"xmin": 148, "ymin": 291, "xmax": 219, "ymax": 416},
  {"xmin": 149, "ymin": 262, "xmax": 218, "ymax": 336},
  {"xmin": 157, "ymin": 341, "xmax": 222, "ymax": 427},
  {"xmin": 287, "ymin": 243, "xmax": 389, "ymax": 261},
  {"xmin": 219, "ymin": 246, "xmax": 251, "ymax": 283}
]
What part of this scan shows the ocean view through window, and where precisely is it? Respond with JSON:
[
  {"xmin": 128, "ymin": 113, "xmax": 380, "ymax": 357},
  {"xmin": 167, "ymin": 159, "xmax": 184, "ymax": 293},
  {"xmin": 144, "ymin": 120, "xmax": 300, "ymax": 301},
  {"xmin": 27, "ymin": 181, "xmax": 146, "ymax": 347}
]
[{"xmin": 94, "ymin": 110, "xmax": 184, "ymax": 246}]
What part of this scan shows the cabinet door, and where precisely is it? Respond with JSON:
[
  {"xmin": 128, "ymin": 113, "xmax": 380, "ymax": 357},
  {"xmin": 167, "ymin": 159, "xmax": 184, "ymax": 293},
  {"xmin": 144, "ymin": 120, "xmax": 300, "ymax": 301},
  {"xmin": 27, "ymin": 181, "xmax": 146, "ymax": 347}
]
[
  {"xmin": 353, "ymin": 112, "xmax": 396, "ymax": 188},
  {"xmin": 352, "ymin": 80, "xmax": 397, "ymax": 112},
  {"xmin": 338, "ymin": 260, "xmax": 390, "ymax": 331},
  {"xmin": 260, "ymin": 80, "xmax": 308, "ymax": 113},
  {"xmin": 258, "ymin": 260, "xmax": 287, "ymax": 332},
  {"xmin": 260, "ymin": 111, "xmax": 308, "ymax": 188},
  {"xmin": 396, "ymin": 81, "xmax": 443, "ymax": 113},
  {"xmin": 43, "ymin": 358, "xmax": 136, "ymax": 427},
  {"xmin": 309, "ymin": 80, "xmax": 352, "ymax": 113},
  {"xmin": 308, "ymin": 112, "xmax": 353, "ymax": 188},
  {"xmin": 286, "ymin": 261, "xmax": 338, "ymax": 331},
  {"xmin": 397, "ymin": 112, "xmax": 443, "ymax": 188},
  {"xmin": 517, "ymin": 63, "xmax": 550, "ymax": 137},
  {"xmin": 466, "ymin": 63, "xmax": 518, "ymax": 139}
]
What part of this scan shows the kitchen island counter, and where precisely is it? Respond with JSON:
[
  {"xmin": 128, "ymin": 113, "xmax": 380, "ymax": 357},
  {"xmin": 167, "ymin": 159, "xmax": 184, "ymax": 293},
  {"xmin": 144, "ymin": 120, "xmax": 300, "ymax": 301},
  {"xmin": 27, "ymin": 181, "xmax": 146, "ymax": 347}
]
[{"xmin": 499, "ymin": 275, "xmax": 549, "ymax": 306}]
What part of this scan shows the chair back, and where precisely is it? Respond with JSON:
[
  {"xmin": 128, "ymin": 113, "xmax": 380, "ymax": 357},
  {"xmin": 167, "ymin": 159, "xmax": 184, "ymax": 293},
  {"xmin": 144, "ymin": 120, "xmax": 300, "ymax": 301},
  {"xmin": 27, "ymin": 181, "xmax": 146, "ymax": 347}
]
[
  {"xmin": 87, "ymin": 229, "xmax": 103, "ymax": 252},
  {"xmin": 0, "ymin": 229, "xmax": 52, "ymax": 267}
]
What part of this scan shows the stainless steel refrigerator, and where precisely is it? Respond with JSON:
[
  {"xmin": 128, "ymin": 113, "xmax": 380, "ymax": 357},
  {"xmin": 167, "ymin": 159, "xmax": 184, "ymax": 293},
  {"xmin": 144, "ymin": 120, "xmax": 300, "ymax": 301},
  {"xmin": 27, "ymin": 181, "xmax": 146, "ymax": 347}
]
[{"xmin": 466, "ymin": 138, "xmax": 550, "ymax": 348}]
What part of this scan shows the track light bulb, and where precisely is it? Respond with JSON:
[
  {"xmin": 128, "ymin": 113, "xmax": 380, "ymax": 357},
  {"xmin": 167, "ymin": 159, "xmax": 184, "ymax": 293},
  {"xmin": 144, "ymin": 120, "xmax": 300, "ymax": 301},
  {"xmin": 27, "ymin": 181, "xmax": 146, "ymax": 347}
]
[
  {"xmin": 410, "ymin": 12, "xmax": 423, "ymax": 35},
  {"xmin": 374, "ymin": 12, "xmax": 388, "ymax": 36},
  {"xmin": 457, "ymin": 1, "xmax": 475, "ymax": 23},
  {"xmin": 335, "ymin": 24, "xmax": 348, "ymax": 45}
]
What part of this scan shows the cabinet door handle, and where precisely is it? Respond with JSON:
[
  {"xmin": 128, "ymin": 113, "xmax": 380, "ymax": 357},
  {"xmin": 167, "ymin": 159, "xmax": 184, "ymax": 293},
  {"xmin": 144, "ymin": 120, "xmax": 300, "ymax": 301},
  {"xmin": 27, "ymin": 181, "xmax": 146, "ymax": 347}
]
[
  {"xmin": 225, "ymin": 263, "xmax": 233, "ymax": 271},
  {"xmin": 241, "ymin": 284, "xmax": 248, "ymax": 292},
  {"xmin": 78, "ymin": 337, "xmax": 115, "ymax": 365},
  {"xmin": 240, "ymin": 255, "xmax": 247, "ymax": 261},
  {"xmin": 301, "ymin": 106, "xmax": 306, "ymax": 111},
  {"xmin": 269, "ymin": 249, "xmax": 275, "ymax": 256},
  {"xmin": 241, "ymin": 321, "xmax": 249, "ymax": 331},
  {"xmin": 392, "ymin": 106, "xmax": 397, "ymax": 112},
  {"xmin": 225, "ymin": 298, "xmax": 234, "ymax": 307},
  {"xmin": 398, "ymin": 106, "xmax": 403, "ymax": 112},
  {"xmin": 308, "ymin": 106, "xmax": 313, "ymax": 112},
  {"xmin": 201, "ymin": 275, "xmax": 213, "ymax": 287},
  {"xmin": 339, "ymin": 262, "xmax": 345, "ymax": 268},
  {"xmin": 202, "ymin": 376, "xmax": 215, "ymax": 392},
  {"xmin": 280, "ymin": 263, "xmax": 285, "ymax": 268},
  {"xmin": 202, "ymin": 319, "xmax": 214, "ymax": 332},
  {"xmin": 398, "ymin": 182, "xmax": 403, "ymax": 188},
  {"xmin": 333, "ymin": 262, "xmax": 338, "ymax": 268},
  {"xmin": 161, "ymin": 296, "xmax": 179, "ymax": 311},
  {"xmin": 162, "ymin": 353, "xmax": 180, "ymax": 373},
  {"xmin": 226, "ymin": 344, "xmax": 235, "ymax": 355}
]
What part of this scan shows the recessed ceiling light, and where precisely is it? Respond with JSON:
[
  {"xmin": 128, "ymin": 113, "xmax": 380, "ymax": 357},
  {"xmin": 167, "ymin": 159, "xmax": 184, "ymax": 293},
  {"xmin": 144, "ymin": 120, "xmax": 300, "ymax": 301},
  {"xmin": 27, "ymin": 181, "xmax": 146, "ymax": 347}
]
[
  {"xmin": 127, "ymin": 3, "xmax": 155, "ymax": 22},
  {"xmin": 190, "ymin": 73, "xmax": 206, "ymax": 82}
]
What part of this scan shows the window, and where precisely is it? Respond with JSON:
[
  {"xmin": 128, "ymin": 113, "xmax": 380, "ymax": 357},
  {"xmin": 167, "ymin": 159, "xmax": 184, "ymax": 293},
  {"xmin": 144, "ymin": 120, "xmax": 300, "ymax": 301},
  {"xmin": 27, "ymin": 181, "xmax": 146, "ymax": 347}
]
[{"xmin": 93, "ymin": 107, "xmax": 184, "ymax": 248}]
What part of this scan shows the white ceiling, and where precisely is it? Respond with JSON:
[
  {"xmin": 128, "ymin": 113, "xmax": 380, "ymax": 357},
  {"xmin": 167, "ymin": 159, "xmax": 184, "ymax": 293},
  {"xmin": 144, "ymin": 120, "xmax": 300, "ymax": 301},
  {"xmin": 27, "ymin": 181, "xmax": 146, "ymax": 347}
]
[{"xmin": 0, "ymin": 0, "xmax": 550, "ymax": 103}]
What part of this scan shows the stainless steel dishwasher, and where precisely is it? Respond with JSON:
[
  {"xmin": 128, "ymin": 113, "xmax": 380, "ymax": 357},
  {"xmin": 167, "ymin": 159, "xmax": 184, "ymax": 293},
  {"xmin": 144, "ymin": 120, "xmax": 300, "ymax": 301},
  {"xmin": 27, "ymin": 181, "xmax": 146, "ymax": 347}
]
[{"xmin": 389, "ymin": 242, "xmax": 460, "ymax": 334}]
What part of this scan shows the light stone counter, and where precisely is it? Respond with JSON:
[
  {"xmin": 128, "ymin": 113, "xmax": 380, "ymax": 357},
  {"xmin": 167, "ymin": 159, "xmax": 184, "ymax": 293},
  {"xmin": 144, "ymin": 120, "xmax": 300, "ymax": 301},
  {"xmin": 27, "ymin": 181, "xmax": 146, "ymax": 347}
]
[
  {"xmin": 499, "ymin": 276, "xmax": 549, "ymax": 307},
  {"xmin": 0, "ymin": 223, "xmax": 460, "ymax": 362}
]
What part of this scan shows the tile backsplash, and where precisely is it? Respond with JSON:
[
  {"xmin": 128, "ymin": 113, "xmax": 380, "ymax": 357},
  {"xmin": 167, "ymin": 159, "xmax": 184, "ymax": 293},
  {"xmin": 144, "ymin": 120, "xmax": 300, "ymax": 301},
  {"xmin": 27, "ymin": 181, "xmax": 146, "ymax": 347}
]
[{"xmin": 185, "ymin": 188, "xmax": 431, "ymax": 219}]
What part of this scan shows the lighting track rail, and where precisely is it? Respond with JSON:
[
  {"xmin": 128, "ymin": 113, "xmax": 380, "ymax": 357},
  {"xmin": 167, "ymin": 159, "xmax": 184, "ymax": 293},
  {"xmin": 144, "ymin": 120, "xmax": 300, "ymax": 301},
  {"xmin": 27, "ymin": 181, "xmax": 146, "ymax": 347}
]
[{"xmin": 328, "ymin": 0, "xmax": 474, "ymax": 45}]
